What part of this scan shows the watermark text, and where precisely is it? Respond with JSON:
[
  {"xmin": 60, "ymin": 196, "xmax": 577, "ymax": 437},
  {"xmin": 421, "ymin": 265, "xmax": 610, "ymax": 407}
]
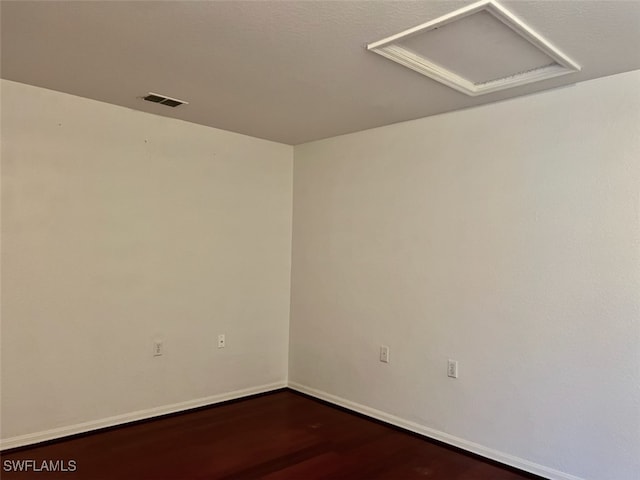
[{"xmin": 3, "ymin": 459, "xmax": 77, "ymax": 473}]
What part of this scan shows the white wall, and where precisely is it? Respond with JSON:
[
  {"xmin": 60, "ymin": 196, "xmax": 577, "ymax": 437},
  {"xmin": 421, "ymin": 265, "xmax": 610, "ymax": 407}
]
[
  {"xmin": 2, "ymin": 71, "xmax": 639, "ymax": 480},
  {"xmin": 1, "ymin": 80, "xmax": 293, "ymax": 444},
  {"xmin": 289, "ymin": 71, "xmax": 640, "ymax": 480}
]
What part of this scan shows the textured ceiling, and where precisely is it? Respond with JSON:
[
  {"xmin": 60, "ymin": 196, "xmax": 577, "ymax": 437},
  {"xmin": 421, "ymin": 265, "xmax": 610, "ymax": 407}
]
[{"xmin": 1, "ymin": 1, "xmax": 639, "ymax": 145}]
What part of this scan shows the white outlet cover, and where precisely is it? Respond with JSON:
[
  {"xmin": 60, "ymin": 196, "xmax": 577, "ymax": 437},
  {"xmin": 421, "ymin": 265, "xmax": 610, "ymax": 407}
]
[
  {"xmin": 380, "ymin": 345, "xmax": 390, "ymax": 363},
  {"xmin": 447, "ymin": 359, "xmax": 458, "ymax": 378}
]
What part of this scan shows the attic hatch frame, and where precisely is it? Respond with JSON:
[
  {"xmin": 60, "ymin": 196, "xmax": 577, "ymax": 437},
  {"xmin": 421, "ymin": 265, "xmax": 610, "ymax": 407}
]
[{"xmin": 366, "ymin": 0, "xmax": 581, "ymax": 96}]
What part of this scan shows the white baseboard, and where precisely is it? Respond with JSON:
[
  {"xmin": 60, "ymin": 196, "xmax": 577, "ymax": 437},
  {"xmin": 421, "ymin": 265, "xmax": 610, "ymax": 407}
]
[
  {"xmin": 0, "ymin": 382, "xmax": 286, "ymax": 451},
  {"xmin": 287, "ymin": 381, "xmax": 584, "ymax": 480},
  {"xmin": 0, "ymin": 379, "xmax": 586, "ymax": 480}
]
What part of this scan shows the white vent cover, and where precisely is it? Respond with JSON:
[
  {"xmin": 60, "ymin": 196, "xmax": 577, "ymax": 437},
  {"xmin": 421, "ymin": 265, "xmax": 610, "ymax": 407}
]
[
  {"xmin": 142, "ymin": 92, "xmax": 188, "ymax": 108},
  {"xmin": 367, "ymin": 0, "xmax": 580, "ymax": 96}
]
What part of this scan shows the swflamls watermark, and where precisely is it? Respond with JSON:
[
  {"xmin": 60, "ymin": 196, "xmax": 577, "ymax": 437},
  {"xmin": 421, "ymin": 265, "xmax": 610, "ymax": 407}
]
[{"xmin": 3, "ymin": 459, "xmax": 77, "ymax": 473}]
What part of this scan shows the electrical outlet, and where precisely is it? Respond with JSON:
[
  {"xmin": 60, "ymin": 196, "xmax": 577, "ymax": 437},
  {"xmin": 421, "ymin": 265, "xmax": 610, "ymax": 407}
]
[
  {"xmin": 447, "ymin": 359, "xmax": 458, "ymax": 378},
  {"xmin": 380, "ymin": 345, "xmax": 390, "ymax": 363},
  {"xmin": 217, "ymin": 334, "xmax": 226, "ymax": 349},
  {"xmin": 153, "ymin": 340, "xmax": 163, "ymax": 357}
]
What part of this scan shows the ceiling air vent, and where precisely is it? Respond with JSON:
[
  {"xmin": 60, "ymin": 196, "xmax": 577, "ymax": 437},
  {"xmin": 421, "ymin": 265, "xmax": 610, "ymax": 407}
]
[
  {"xmin": 142, "ymin": 92, "xmax": 188, "ymax": 108},
  {"xmin": 367, "ymin": 0, "xmax": 580, "ymax": 96}
]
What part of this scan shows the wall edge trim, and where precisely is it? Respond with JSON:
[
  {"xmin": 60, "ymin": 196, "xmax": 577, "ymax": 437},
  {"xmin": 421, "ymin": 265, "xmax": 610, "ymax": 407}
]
[
  {"xmin": 287, "ymin": 381, "xmax": 584, "ymax": 480},
  {"xmin": 0, "ymin": 381, "xmax": 287, "ymax": 451}
]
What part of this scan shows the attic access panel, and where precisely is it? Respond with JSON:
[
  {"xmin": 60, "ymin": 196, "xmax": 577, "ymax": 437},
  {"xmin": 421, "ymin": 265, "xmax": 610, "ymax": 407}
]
[{"xmin": 367, "ymin": 0, "xmax": 580, "ymax": 96}]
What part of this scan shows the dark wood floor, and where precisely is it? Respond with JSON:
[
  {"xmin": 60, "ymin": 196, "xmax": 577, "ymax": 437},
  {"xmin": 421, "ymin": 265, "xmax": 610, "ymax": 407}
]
[{"xmin": 1, "ymin": 390, "xmax": 542, "ymax": 479}]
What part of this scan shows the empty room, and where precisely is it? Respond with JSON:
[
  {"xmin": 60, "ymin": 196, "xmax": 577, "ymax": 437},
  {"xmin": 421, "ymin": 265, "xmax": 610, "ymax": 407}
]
[{"xmin": 1, "ymin": 1, "xmax": 638, "ymax": 479}]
